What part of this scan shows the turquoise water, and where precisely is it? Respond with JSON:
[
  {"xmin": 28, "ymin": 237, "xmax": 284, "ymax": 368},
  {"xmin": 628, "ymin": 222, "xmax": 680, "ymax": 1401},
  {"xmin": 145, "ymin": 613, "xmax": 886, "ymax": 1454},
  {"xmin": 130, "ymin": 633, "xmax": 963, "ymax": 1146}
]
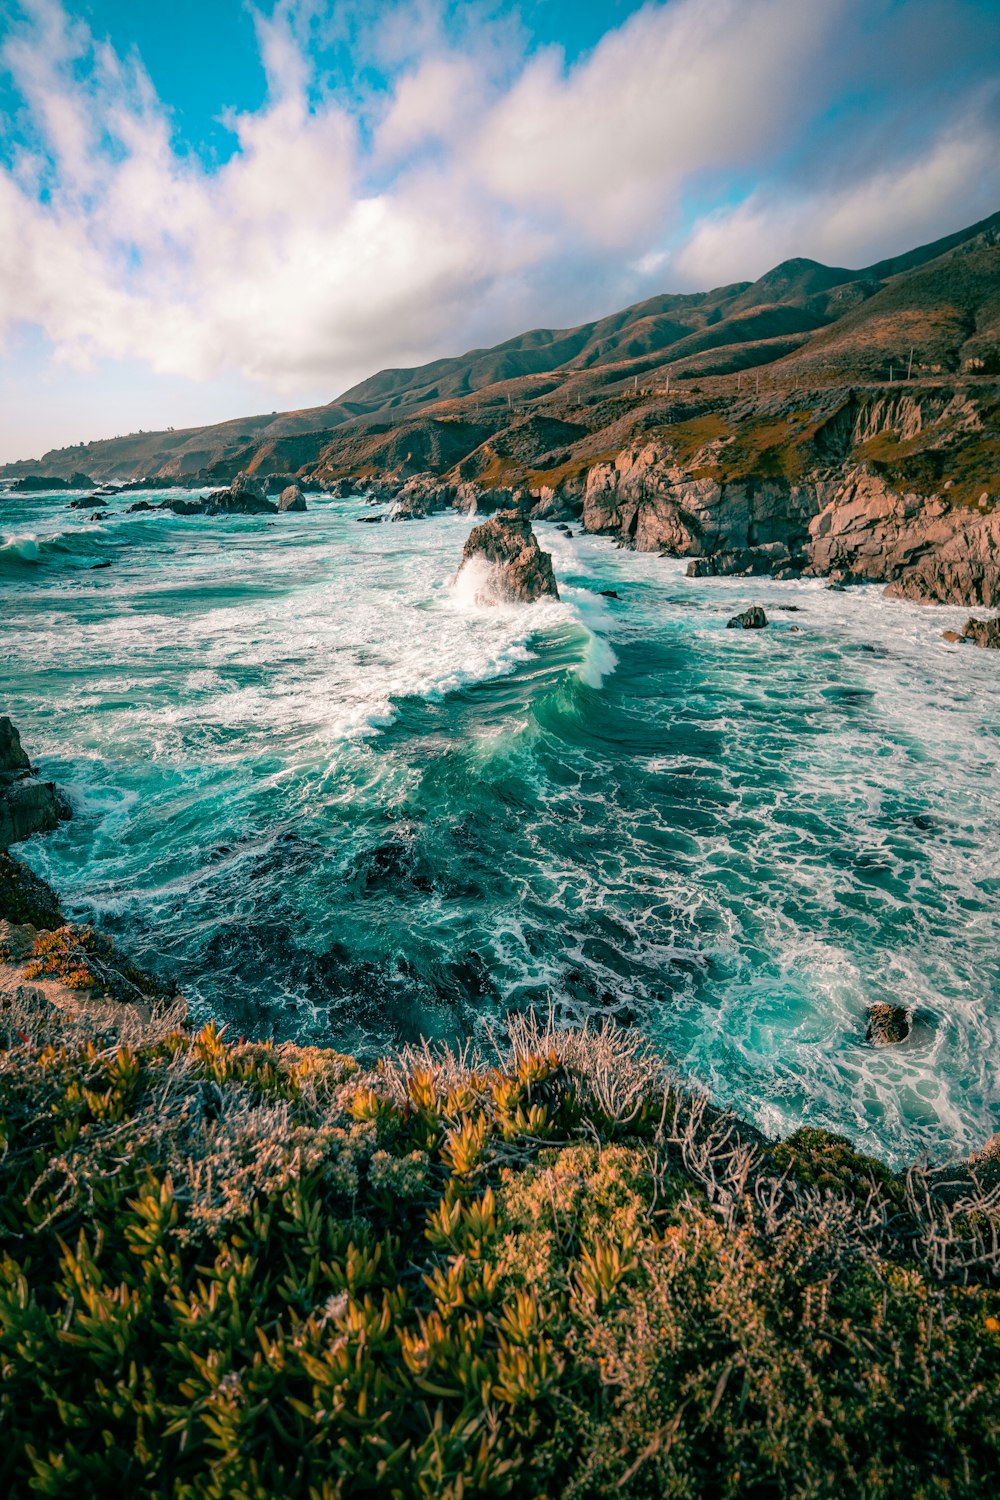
[{"xmin": 2, "ymin": 487, "xmax": 999, "ymax": 1162}]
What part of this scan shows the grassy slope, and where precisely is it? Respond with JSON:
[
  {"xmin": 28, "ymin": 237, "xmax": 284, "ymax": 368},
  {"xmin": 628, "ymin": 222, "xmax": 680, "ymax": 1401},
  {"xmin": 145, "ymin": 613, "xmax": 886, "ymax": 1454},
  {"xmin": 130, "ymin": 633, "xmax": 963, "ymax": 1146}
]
[{"xmin": 3, "ymin": 212, "xmax": 997, "ymax": 485}]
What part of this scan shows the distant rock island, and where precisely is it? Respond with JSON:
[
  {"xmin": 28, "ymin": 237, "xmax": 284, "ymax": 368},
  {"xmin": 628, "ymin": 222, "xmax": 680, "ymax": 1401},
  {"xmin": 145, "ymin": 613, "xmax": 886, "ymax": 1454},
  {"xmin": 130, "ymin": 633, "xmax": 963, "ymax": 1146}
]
[{"xmin": 3, "ymin": 210, "xmax": 999, "ymax": 610}]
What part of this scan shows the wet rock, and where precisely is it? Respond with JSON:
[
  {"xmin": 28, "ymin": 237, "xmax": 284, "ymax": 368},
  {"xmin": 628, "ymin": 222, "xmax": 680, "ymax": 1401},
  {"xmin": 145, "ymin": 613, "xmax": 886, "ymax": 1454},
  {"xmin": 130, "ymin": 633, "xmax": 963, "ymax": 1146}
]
[
  {"xmin": 278, "ymin": 484, "xmax": 307, "ymax": 512},
  {"xmin": 0, "ymin": 719, "xmax": 31, "ymax": 777},
  {"xmin": 600, "ymin": 589, "xmax": 620, "ymax": 599},
  {"xmin": 961, "ymin": 615, "xmax": 1000, "ymax": 649},
  {"xmin": 726, "ymin": 606, "xmax": 768, "ymax": 629},
  {"xmin": 941, "ymin": 629, "xmax": 964, "ymax": 643},
  {"xmin": 90, "ymin": 560, "xmax": 112, "ymax": 570},
  {"xmin": 0, "ymin": 779, "xmax": 71, "ymax": 850},
  {"xmin": 0, "ymin": 719, "xmax": 72, "ymax": 851},
  {"xmin": 865, "ymin": 1003, "xmax": 910, "ymax": 1045},
  {"xmin": 127, "ymin": 500, "xmax": 156, "ymax": 512},
  {"xmin": 458, "ymin": 510, "xmax": 559, "ymax": 604}
]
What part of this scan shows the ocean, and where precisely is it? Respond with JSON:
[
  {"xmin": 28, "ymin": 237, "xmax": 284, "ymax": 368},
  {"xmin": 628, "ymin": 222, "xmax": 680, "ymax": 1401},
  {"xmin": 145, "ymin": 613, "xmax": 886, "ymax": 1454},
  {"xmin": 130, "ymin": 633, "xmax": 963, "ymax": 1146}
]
[{"xmin": 2, "ymin": 486, "xmax": 998, "ymax": 1163}]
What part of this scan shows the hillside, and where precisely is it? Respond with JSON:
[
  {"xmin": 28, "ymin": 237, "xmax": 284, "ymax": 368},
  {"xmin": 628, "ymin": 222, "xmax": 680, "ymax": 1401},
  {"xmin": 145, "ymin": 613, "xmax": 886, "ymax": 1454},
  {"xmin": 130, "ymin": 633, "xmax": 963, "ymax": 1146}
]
[{"xmin": 3, "ymin": 210, "xmax": 998, "ymax": 487}]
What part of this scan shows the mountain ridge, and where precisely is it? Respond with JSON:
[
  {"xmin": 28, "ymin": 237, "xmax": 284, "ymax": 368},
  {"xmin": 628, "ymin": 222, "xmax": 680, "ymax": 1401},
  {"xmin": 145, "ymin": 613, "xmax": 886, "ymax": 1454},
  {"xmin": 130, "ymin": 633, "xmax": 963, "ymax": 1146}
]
[{"xmin": 3, "ymin": 208, "xmax": 998, "ymax": 484}]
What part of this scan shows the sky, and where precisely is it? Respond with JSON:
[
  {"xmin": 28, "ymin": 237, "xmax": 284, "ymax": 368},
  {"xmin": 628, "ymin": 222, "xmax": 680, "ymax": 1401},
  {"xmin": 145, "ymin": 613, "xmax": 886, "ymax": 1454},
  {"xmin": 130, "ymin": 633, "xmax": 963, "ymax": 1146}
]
[{"xmin": 0, "ymin": 0, "xmax": 998, "ymax": 463}]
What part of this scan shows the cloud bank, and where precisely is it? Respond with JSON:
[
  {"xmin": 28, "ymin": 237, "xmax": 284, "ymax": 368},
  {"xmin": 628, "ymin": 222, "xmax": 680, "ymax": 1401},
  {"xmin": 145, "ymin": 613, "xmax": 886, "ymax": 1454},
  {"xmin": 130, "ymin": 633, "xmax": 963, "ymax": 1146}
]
[{"xmin": 1, "ymin": 0, "xmax": 998, "ymax": 415}]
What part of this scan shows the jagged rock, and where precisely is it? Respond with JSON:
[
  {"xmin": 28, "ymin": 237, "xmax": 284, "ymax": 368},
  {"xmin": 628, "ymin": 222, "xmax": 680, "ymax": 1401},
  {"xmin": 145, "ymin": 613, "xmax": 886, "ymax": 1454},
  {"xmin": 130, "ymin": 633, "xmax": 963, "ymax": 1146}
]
[
  {"xmin": 0, "ymin": 719, "xmax": 72, "ymax": 851},
  {"xmin": 865, "ymin": 1003, "xmax": 910, "ymax": 1045},
  {"xmin": 0, "ymin": 851, "xmax": 64, "ymax": 928},
  {"xmin": 278, "ymin": 484, "xmax": 307, "ymax": 512},
  {"xmin": 961, "ymin": 615, "xmax": 1000, "ymax": 648},
  {"xmin": 458, "ymin": 510, "xmax": 559, "ymax": 604},
  {"xmin": 0, "ymin": 718, "xmax": 31, "ymax": 776},
  {"xmin": 0, "ymin": 781, "xmax": 71, "ymax": 849},
  {"xmin": 726, "ymin": 606, "xmax": 768, "ymax": 629}
]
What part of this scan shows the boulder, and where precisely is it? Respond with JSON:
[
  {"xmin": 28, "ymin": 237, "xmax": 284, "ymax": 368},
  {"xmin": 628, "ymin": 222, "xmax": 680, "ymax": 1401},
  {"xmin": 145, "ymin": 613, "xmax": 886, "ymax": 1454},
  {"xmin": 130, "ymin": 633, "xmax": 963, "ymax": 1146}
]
[
  {"xmin": 961, "ymin": 615, "xmax": 1000, "ymax": 649},
  {"xmin": 0, "ymin": 719, "xmax": 72, "ymax": 851},
  {"xmin": 458, "ymin": 510, "xmax": 559, "ymax": 604},
  {"xmin": 865, "ymin": 1003, "xmax": 910, "ymax": 1046},
  {"xmin": 278, "ymin": 484, "xmax": 307, "ymax": 513},
  {"xmin": 0, "ymin": 780, "xmax": 71, "ymax": 850},
  {"xmin": 941, "ymin": 630, "xmax": 964, "ymax": 643},
  {"xmin": 726, "ymin": 606, "xmax": 768, "ymax": 629},
  {"xmin": 0, "ymin": 718, "xmax": 31, "ymax": 776}
]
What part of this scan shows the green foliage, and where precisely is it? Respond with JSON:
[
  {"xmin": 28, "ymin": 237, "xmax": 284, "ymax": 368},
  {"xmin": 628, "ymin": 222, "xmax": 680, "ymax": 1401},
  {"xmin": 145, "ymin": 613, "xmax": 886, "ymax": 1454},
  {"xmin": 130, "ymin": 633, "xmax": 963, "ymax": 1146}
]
[
  {"xmin": 0, "ymin": 1008, "xmax": 998, "ymax": 1498},
  {"xmin": 768, "ymin": 1126, "xmax": 903, "ymax": 1206}
]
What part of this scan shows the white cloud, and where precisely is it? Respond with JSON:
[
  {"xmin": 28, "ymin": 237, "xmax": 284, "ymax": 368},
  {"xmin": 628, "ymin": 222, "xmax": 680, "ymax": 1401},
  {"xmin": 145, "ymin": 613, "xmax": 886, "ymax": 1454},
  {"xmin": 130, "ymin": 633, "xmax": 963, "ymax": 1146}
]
[
  {"xmin": 674, "ymin": 108, "xmax": 1000, "ymax": 284},
  {"xmin": 0, "ymin": 0, "xmax": 996, "ymax": 431}
]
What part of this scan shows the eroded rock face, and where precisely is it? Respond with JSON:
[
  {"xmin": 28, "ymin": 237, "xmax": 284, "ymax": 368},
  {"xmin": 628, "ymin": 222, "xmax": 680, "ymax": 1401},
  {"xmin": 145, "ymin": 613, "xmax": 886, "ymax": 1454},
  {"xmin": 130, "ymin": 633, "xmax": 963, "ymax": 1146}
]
[
  {"xmin": 458, "ymin": 510, "xmax": 559, "ymax": 604},
  {"xmin": 866, "ymin": 1003, "xmax": 910, "ymax": 1046},
  {"xmin": 278, "ymin": 484, "xmax": 307, "ymax": 512},
  {"xmin": 0, "ymin": 719, "xmax": 72, "ymax": 851}
]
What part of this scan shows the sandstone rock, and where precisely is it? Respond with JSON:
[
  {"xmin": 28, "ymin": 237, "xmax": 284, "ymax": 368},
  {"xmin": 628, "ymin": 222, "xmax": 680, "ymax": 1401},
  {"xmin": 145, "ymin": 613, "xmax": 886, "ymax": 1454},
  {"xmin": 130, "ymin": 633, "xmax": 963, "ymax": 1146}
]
[
  {"xmin": 278, "ymin": 484, "xmax": 307, "ymax": 512},
  {"xmin": 458, "ymin": 510, "xmax": 559, "ymax": 604},
  {"xmin": 961, "ymin": 615, "xmax": 1000, "ymax": 648},
  {"xmin": 941, "ymin": 630, "xmax": 965, "ymax": 643},
  {"xmin": 865, "ymin": 1003, "xmax": 910, "ymax": 1045},
  {"xmin": 726, "ymin": 606, "xmax": 768, "ymax": 629}
]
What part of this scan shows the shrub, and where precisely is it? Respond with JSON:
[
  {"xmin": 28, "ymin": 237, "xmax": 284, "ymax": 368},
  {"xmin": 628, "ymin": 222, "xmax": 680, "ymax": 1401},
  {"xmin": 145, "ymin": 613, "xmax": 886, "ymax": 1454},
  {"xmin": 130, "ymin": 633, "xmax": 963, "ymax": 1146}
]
[{"xmin": 0, "ymin": 1007, "xmax": 997, "ymax": 1497}]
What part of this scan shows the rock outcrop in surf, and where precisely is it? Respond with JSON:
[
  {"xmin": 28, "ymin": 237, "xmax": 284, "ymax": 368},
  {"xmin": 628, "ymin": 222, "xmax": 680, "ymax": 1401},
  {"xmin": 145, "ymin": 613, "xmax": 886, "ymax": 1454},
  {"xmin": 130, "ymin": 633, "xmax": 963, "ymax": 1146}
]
[
  {"xmin": 457, "ymin": 510, "xmax": 559, "ymax": 604},
  {"xmin": 0, "ymin": 718, "xmax": 71, "ymax": 851}
]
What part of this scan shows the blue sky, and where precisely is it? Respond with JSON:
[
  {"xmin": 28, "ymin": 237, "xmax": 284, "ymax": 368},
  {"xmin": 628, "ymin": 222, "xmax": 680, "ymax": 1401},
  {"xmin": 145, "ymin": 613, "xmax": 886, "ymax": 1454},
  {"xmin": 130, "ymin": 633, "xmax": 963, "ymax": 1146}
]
[{"xmin": 1, "ymin": 0, "xmax": 998, "ymax": 462}]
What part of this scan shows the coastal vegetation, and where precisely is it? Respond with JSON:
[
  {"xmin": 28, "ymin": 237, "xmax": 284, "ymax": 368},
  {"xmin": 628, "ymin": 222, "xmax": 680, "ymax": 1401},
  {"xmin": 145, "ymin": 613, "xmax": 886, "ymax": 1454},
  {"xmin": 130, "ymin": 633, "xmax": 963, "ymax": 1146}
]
[{"xmin": 1, "ymin": 980, "xmax": 999, "ymax": 1497}]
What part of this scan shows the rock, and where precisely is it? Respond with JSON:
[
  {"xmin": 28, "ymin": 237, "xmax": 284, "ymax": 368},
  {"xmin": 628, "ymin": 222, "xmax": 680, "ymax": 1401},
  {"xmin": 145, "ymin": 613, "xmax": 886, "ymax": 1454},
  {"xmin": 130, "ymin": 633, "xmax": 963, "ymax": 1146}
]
[
  {"xmin": 127, "ymin": 500, "xmax": 156, "ymax": 512},
  {"xmin": 0, "ymin": 719, "xmax": 31, "ymax": 777},
  {"xmin": 0, "ymin": 852, "xmax": 64, "ymax": 928},
  {"xmin": 457, "ymin": 510, "xmax": 559, "ymax": 604},
  {"xmin": 941, "ymin": 629, "xmax": 965, "ymax": 643},
  {"xmin": 0, "ymin": 720, "xmax": 72, "ymax": 851},
  {"xmin": 0, "ymin": 779, "xmax": 71, "ymax": 850},
  {"xmin": 961, "ymin": 615, "xmax": 1000, "ymax": 649},
  {"xmin": 865, "ymin": 1003, "xmax": 910, "ymax": 1045},
  {"xmin": 726, "ymin": 606, "xmax": 768, "ymax": 629},
  {"xmin": 970, "ymin": 1132, "xmax": 1000, "ymax": 1164},
  {"xmin": 600, "ymin": 589, "xmax": 620, "ymax": 599},
  {"xmin": 12, "ymin": 473, "xmax": 93, "ymax": 492},
  {"xmin": 278, "ymin": 484, "xmax": 307, "ymax": 513},
  {"xmin": 90, "ymin": 560, "xmax": 112, "ymax": 570}
]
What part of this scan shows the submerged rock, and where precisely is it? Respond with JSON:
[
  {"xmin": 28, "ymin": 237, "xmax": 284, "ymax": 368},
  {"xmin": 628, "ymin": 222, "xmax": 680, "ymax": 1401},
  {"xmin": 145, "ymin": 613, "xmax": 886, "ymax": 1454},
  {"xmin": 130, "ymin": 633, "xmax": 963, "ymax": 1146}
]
[
  {"xmin": 865, "ymin": 1003, "xmax": 910, "ymax": 1046},
  {"xmin": 0, "ymin": 719, "xmax": 71, "ymax": 851},
  {"xmin": 726, "ymin": 606, "xmax": 768, "ymax": 629},
  {"xmin": 458, "ymin": 510, "xmax": 559, "ymax": 604},
  {"xmin": 278, "ymin": 484, "xmax": 307, "ymax": 512}
]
